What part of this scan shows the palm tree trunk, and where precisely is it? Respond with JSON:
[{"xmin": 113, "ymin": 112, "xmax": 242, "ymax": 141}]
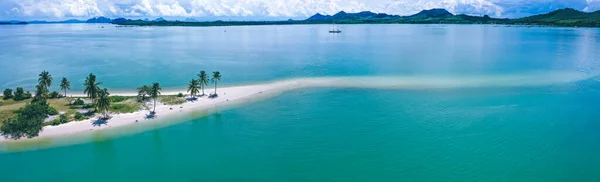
[
  {"xmin": 64, "ymin": 90, "xmax": 67, "ymax": 97},
  {"xmin": 153, "ymin": 98, "xmax": 157, "ymax": 113},
  {"xmin": 214, "ymin": 82, "xmax": 217, "ymax": 94},
  {"xmin": 202, "ymin": 84, "xmax": 205, "ymax": 95}
]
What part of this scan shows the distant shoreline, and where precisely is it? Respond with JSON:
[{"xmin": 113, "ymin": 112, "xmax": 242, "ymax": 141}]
[{"xmin": 2, "ymin": 8, "xmax": 599, "ymax": 28}]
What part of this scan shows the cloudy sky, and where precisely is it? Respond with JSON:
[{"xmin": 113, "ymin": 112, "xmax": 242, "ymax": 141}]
[{"xmin": 1, "ymin": 0, "xmax": 599, "ymax": 21}]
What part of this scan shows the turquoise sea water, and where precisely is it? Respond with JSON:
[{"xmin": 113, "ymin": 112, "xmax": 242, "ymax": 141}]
[{"xmin": 1, "ymin": 24, "xmax": 600, "ymax": 181}]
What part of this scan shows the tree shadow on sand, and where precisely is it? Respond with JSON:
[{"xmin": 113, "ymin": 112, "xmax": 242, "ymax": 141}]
[
  {"xmin": 92, "ymin": 116, "xmax": 112, "ymax": 127},
  {"xmin": 92, "ymin": 119, "xmax": 108, "ymax": 127}
]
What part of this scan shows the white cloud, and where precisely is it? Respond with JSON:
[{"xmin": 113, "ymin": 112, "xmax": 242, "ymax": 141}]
[{"xmin": 1, "ymin": 0, "xmax": 599, "ymax": 20}]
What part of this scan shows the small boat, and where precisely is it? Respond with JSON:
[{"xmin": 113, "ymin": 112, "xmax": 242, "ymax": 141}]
[{"xmin": 329, "ymin": 21, "xmax": 342, "ymax": 34}]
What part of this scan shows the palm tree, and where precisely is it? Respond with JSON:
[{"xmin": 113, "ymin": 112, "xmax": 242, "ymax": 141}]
[
  {"xmin": 198, "ymin": 71, "xmax": 209, "ymax": 96},
  {"xmin": 60, "ymin": 77, "xmax": 71, "ymax": 97},
  {"xmin": 187, "ymin": 79, "xmax": 200, "ymax": 99},
  {"xmin": 150, "ymin": 82, "xmax": 162, "ymax": 114},
  {"xmin": 38, "ymin": 71, "xmax": 53, "ymax": 88},
  {"xmin": 33, "ymin": 84, "xmax": 49, "ymax": 102},
  {"xmin": 84, "ymin": 73, "xmax": 102, "ymax": 106},
  {"xmin": 136, "ymin": 85, "xmax": 151, "ymax": 101},
  {"xmin": 211, "ymin": 71, "xmax": 221, "ymax": 95},
  {"xmin": 96, "ymin": 88, "xmax": 112, "ymax": 119}
]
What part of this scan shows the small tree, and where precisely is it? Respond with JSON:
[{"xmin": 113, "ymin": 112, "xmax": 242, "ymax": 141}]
[
  {"xmin": 60, "ymin": 77, "xmax": 71, "ymax": 97},
  {"xmin": 150, "ymin": 82, "xmax": 162, "ymax": 114},
  {"xmin": 96, "ymin": 88, "xmax": 112, "ymax": 119},
  {"xmin": 198, "ymin": 71, "xmax": 209, "ymax": 96},
  {"xmin": 136, "ymin": 85, "xmax": 151, "ymax": 102},
  {"xmin": 13, "ymin": 87, "xmax": 25, "ymax": 101},
  {"xmin": 0, "ymin": 101, "xmax": 49, "ymax": 139},
  {"xmin": 187, "ymin": 79, "xmax": 200, "ymax": 99},
  {"xmin": 3, "ymin": 88, "xmax": 13, "ymax": 100},
  {"xmin": 211, "ymin": 71, "xmax": 222, "ymax": 96}
]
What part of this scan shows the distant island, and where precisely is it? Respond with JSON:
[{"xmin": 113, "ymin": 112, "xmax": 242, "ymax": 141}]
[
  {"xmin": 1, "ymin": 8, "xmax": 599, "ymax": 27},
  {"xmin": 112, "ymin": 8, "xmax": 600, "ymax": 28}
]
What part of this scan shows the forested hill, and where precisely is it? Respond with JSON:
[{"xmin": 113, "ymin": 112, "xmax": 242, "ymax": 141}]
[{"xmin": 88, "ymin": 8, "xmax": 600, "ymax": 27}]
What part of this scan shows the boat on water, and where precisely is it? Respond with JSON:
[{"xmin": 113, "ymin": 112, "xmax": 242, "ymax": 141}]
[{"xmin": 329, "ymin": 22, "xmax": 342, "ymax": 34}]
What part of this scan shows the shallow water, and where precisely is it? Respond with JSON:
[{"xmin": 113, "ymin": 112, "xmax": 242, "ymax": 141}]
[
  {"xmin": 1, "ymin": 24, "xmax": 599, "ymax": 90},
  {"xmin": 1, "ymin": 24, "xmax": 600, "ymax": 181}
]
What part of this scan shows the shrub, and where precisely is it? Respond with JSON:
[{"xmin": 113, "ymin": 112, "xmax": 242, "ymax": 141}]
[
  {"xmin": 47, "ymin": 107, "xmax": 59, "ymax": 116},
  {"xmin": 13, "ymin": 87, "xmax": 26, "ymax": 101},
  {"xmin": 59, "ymin": 114, "xmax": 68, "ymax": 124},
  {"xmin": 49, "ymin": 119, "xmax": 62, "ymax": 126},
  {"xmin": 49, "ymin": 91, "xmax": 61, "ymax": 99},
  {"xmin": 177, "ymin": 93, "xmax": 184, "ymax": 97},
  {"xmin": 73, "ymin": 98, "xmax": 85, "ymax": 105},
  {"xmin": 24, "ymin": 91, "xmax": 32, "ymax": 99},
  {"xmin": 74, "ymin": 112, "xmax": 85, "ymax": 120},
  {"xmin": 3, "ymin": 88, "xmax": 13, "ymax": 99},
  {"xmin": 110, "ymin": 96, "xmax": 128, "ymax": 102}
]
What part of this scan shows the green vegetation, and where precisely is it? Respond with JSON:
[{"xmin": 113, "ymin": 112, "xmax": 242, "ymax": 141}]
[
  {"xmin": 160, "ymin": 95, "xmax": 185, "ymax": 105},
  {"xmin": 198, "ymin": 71, "xmax": 209, "ymax": 96},
  {"xmin": 211, "ymin": 71, "xmax": 222, "ymax": 96},
  {"xmin": 84, "ymin": 73, "xmax": 102, "ymax": 105},
  {"xmin": 110, "ymin": 103, "xmax": 141, "ymax": 113},
  {"xmin": 60, "ymin": 77, "xmax": 71, "ymax": 97},
  {"xmin": 1, "ymin": 70, "xmax": 226, "ymax": 139},
  {"xmin": 74, "ymin": 112, "xmax": 86, "ymax": 121},
  {"xmin": 187, "ymin": 79, "xmax": 200, "ymax": 99},
  {"xmin": 47, "ymin": 114, "xmax": 69, "ymax": 126},
  {"xmin": 3, "ymin": 89, "xmax": 13, "ymax": 100},
  {"xmin": 136, "ymin": 85, "xmax": 151, "ymax": 101},
  {"xmin": 49, "ymin": 91, "xmax": 61, "ymax": 99},
  {"xmin": 73, "ymin": 98, "xmax": 85, "ymax": 105},
  {"xmin": 96, "ymin": 88, "xmax": 112, "ymax": 119},
  {"xmin": 112, "ymin": 8, "xmax": 600, "ymax": 28},
  {"xmin": 150, "ymin": 82, "xmax": 162, "ymax": 114},
  {"xmin": 1, "ymin": 100, "xmax": 53, "ymax": 139},
  {"xmin": 110, "ymin": 95, "xmax": 131, "ymax": 102}
]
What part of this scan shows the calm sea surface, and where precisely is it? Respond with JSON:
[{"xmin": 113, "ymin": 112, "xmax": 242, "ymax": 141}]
[{"xmin": 1, "ymin": 24, "xmax": 600, "ymax": 181}]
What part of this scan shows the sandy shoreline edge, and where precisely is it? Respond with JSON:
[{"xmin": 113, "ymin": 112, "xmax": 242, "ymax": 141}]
[{"xmin": 0, "ymin": 73, "xmax": 593, "ymax": 151}]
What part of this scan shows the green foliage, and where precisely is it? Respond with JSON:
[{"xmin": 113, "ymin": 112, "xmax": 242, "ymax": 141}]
[
  {"xmin": 113, "ymin": 8, "xmax": 600, "ymax": 28},
  {"xmin": 177, "ymin": 93, "xmax": 184, "ymax": 97},
  {"xmin": 110, "ymin": 95, "xmax": 129, "ymax": 102},
  {"xmin": 96, "ymin": 88, "xmax": 112, "ymax": 118},
  {"xmin": 187, "ymin": 79, "xmax": 200, "ymax": 98},
  {"xmin": 74, "ymin": 112, "xmax": 86, "ymax": 121},
  {"xmin": 48, "ymin": 119, "xmax": 62, "ymax": 126},
  {"xmin": 110, "ymin": 103, "xmax": 141, "ymax": 113},
  {"xmin": 150, "ymin": 82, "xmax": 162, "ymax": 113},
  {"xmin": 47, "ymin": 106, "xmax": 59, "ymax": 116},
  {"xmin": 73, "ymin": 98, "xmax": 85, "ymax": 105},
  {"xmin": 24, "ymin": 91, "xmax": 32, "ymax": 99},
  {"xmin": 160, "ymin": 95, "xmax": 185, "ymax": 105},
  {"xmin": 13, "ymin": 87, "xmax": 26, "ymax": 101},
  {"xmin": 59, "ymin": 114, "xmax": 68, "ymax": 124},
  {"xmin": 3, "ymin": 88, "xmax": 13, "ymax": 99},
  {"xmin": 136, "ymin": 85, "xmax": 152, "ymax": 102},
  {"xmin": 198, "ymin": 71, "xmax": 209, "ymax": 95},
  {"xmin": 1, "ymin": 101, "xmax": 50, "ymax": 139},
  {"xmin": 84, "ymin": 73, "xmax": 102, "ymax": 103},
  {"xmin": 47, "ymin": 115, "xmax": 68, "ymax": 126},
  {"xmin": 212, "ymin": 71, "xmax": 222, "ymax": 93},
  {"xmin": 49, "ymin": 91, "xmax": 61, "ymax": 99},
  {"xmin": 60, "ymin": 77, "xmax": 71, "ymax": 96},
  {"xmin": 38, "ymin": 71, "xmax": 53, "ymax": 88}
]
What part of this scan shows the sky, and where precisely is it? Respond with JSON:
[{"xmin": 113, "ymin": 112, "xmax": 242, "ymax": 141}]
[{"xmin": 1, "ymin": 0, "xmax": 599, "ymax": 21}]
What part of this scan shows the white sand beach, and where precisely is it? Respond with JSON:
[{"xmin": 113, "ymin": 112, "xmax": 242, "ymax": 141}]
[{"xmin": 0, "ymin": 72, "xmax": 592, "ymax": 146}]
